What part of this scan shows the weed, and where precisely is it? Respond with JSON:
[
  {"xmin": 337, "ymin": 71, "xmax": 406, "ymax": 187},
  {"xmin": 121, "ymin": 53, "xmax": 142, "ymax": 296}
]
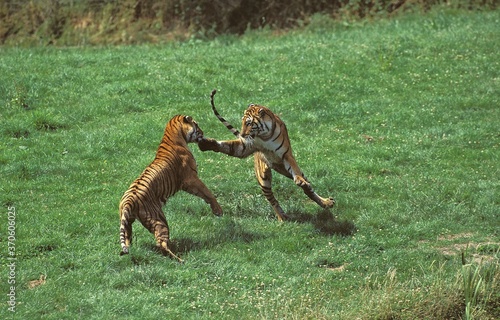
[{"xmin": 461, "ymin": 248, "xmax": 500, "ymax": 319}]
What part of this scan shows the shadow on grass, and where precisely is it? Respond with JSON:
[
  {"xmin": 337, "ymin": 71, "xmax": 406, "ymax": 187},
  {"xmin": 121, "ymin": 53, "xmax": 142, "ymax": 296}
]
[
  {"xmin": 23, "ymin": 243, "xmax": 59, "ymax": 259},
  {"xmin": 288, "ymin": 209, "xmax": 357, "ymax": 237},
  {"xmin": 135, "ymin": 211, "xmax": 356, "ymax": 261},
  {"xmin": 164, "ymin": 219, "xmax": 266, "ymax": 257}
]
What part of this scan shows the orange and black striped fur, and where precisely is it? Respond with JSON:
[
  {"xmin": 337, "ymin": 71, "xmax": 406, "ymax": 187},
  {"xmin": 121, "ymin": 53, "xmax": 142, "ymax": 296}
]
[
  {"xmin": 199, "ymin": 90, "xmax": 334, "ymax": 221},
  {"xmin": 119, "ymin": 115, "xmax": 222, "ymax": 262}
]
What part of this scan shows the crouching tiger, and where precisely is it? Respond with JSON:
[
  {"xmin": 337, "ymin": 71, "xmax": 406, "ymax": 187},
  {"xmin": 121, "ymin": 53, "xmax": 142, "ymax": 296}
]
[
  {"xmin": 119, "ymin": 115, "xmax": 222, "ymax": 262},
  {"xmin": 198, "ymin": 90, "xmax": 335, "ymax": 221}
]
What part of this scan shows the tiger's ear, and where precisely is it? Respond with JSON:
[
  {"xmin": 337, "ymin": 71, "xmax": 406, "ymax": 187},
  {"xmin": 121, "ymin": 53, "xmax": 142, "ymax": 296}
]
[
  {"xmin": 258, "ymin": 108, "xmax": 265, "ymax": 116},
  {"xmin": 183, "ymin": 115, "xmax": 193, "ymax": 123}
]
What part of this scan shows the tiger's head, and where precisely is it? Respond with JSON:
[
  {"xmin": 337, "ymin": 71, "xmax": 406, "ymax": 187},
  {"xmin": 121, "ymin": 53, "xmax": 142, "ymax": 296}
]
[
  {"xmin": 176, "ymin": 115, "xmax": 204, "ymax": 143},
  {"xmin": 240, "ymin": 104, "xmax": 274, "ymax": 140}
]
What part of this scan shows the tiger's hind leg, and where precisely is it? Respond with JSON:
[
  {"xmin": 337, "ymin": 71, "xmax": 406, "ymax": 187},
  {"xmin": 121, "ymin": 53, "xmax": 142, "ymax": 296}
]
[
  {"xmin": 119, "ymin": 210, "xmax": 134, "ymax": 255},
  {"xmin": 300, "ymin": 182, "xmax": 336, "ymax": 209},
  {"xmin": 141, "ymin": 208, "xmax": 183, "ymax": 262},
  {"xmin": 254, "ymin": 153, "xmax": 290, "ymax": 221},
  {"xmin": 272, "ymin": 162, "xmax": 335, "ymax": 209}
]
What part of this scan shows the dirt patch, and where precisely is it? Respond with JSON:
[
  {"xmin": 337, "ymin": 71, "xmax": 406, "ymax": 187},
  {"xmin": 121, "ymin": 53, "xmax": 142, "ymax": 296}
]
[
  {"xmin": 437, "ymin": 232, "xmax": 473, "ymax": 241},
  {"xmin": 27, "ymin": 274, "xmax": 46, "ymax": 289},
  {"xmin": 432, "ymin": 233, "xmax": 499, "ymax": 264},
  {"xmin": 327, "ymin": 264, "xmax": 348, "ymax": 272}
]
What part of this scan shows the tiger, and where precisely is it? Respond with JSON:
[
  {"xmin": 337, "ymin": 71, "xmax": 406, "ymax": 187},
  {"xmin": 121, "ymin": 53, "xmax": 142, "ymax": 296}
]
[
  {"xmin": 119, "ymin": 114, "xmax": 222, "ymax": 262},
  {"xmin": 198, "ymin": 90, "xmax": 335, "ymax": 221}
]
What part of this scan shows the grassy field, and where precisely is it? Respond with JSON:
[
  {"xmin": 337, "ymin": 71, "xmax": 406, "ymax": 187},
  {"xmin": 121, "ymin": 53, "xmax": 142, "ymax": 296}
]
[{"xmin": 1, "ymin": 8, "xmax": 499, "ymax": 319}]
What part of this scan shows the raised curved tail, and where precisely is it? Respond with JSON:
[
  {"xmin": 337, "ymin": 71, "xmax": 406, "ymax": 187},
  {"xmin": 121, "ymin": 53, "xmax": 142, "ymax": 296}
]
[{"xmin": 210, "ymin": 89, "xmax": 240, "ymax": 137}]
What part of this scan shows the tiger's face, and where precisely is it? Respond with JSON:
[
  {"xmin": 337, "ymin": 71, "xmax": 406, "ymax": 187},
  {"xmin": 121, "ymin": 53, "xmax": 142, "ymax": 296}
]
[
  {"xmin": 240, "ymin": 104, "xmax": 272, "ymax": 139},
  {"xmin": 183, "ymin": 115, "xmax": 204, "ymax": 143}
]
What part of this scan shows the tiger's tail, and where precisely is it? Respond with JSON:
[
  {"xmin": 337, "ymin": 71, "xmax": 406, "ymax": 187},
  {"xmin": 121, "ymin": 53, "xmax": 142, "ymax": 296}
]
[
  {"xmin": 211, "ymin": 89, "xmax": 240, "ymax": 137},
  {"xmin": 119, "ymin": 203, "xmax": 133, "ymax": 255}
]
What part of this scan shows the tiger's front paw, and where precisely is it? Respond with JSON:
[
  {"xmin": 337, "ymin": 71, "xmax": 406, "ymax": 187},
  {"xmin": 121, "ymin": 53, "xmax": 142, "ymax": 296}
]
[{"xmin": 198, "ymin": 138, "xmax": 219, "ymax": 152}]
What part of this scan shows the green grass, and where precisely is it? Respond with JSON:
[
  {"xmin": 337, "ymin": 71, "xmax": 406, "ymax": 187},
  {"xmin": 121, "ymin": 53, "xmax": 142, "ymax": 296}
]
[{"xmin": 1, "ymin": 8, "xmax": 499, "ymax": 319}]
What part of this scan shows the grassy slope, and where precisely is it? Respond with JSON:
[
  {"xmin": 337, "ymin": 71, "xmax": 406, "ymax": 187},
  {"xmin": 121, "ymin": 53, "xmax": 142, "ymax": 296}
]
[{"xmin": 0, "ymin": 9, "xmax": 499, "ymax": 319}]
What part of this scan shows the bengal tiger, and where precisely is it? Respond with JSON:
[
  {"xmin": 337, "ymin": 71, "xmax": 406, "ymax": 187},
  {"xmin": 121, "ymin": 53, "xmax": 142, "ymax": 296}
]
[
  {"xmin": 119, "ymin": 115, "xmax": 222, "ymax": 262},
  {"xmin": 198, "ymin": 90, "xmax": 335, "ymax": 221}
]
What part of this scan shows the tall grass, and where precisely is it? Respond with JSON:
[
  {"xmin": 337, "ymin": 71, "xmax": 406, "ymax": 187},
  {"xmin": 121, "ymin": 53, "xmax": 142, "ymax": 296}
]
[{"xmin": 462, "ymin": 249, "xmax": 500, "ymax": 319}]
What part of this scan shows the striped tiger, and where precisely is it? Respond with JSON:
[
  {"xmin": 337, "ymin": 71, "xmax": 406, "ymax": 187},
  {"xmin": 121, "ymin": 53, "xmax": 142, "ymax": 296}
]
[
  {"xmin": 198, "ymin": 90, "xmax": 335, "ymax": 221},
  {"xmin": 119, "ymin": 115, "xmax": 222, "ymax": 262}
]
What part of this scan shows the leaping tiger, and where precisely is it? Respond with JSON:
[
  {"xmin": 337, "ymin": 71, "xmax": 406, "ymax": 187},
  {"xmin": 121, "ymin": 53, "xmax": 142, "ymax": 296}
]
[
  {"xmin": 119, "ymin": 115, "xmax": 222, "ymax": 262},
  {"xmin": 198, "ymin": 90, "xmax": 335, "ymax": 221}
]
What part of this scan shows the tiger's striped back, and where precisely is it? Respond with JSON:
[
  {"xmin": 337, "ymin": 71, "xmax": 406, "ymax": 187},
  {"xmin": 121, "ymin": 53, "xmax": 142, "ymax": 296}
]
[{"xmin": 119, "ymin": 114, "xmax": 222, "ymax": 261}]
